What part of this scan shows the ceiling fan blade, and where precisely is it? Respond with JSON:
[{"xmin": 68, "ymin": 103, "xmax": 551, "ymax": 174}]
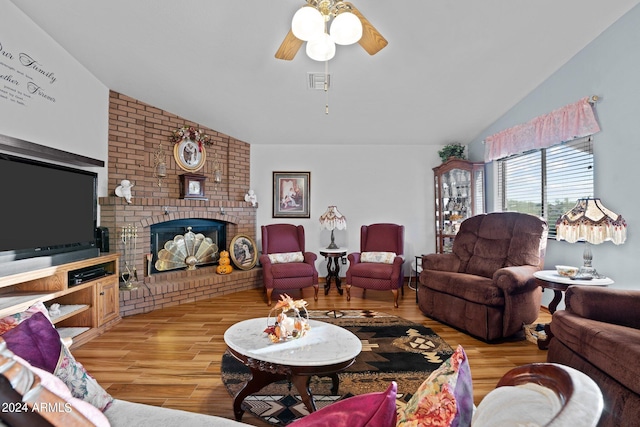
[
  {"xmin": 275, "ymin": 29, "xmax": 303, "ymax": 60},
  {"xmin": 346, "ymin": 2, "xmax": 388, "ymax": 55}
]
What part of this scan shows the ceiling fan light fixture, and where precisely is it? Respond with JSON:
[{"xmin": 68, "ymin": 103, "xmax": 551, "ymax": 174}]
[
  {"xmin": 306, "ymin": 33, "xmax": 336, "ymax": 61},
  {"xmin": 330, "ymin": 11, "xmax": 362, "ymax": 45},
  {"xmin": 292, "ymin": 6, "xmax": 325, "ymax": 42}
]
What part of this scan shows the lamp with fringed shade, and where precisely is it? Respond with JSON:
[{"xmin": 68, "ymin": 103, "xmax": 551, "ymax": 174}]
[
  {"xmin": 319, "ymin": 206, "xmax": 346, "ymax": 249},
  {"xmin": 555, "ymin": 197, "xmax": 626, "ymax": 278}
]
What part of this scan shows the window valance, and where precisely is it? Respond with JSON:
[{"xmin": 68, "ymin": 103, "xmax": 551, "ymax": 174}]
[{"xmin": 484, "ymin": 97, "xmax": 600, "ymax": 162}]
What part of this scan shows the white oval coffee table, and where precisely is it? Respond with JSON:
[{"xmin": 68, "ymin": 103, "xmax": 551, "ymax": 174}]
[{"xmin": 224, "ymin": 317, "xmax": 362, "ymax": 421}]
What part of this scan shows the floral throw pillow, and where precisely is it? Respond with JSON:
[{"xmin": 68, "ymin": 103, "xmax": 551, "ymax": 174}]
[
  {"xmin": 361, "ymin": 252, "xmax": 396, "ymax": 264},
  {"xmin": 56, "ymin": 344, "xmax": 114, "ymax": 412},
  {"xmin": 268, "ymin": 251, "xmax": 304, "ymax": 264},
  {"xmin": 396, "ymin": 345, "xmax": 473, "ymax": 427}
]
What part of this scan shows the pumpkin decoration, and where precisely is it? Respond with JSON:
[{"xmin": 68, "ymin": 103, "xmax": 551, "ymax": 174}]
[{"xmin": 216, "ymin": 250, "xmax": 233, "ymax": 274}]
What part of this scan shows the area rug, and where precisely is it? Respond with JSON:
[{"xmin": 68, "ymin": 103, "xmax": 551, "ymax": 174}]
[{"xmin": 221, "ymin": 309, "xmax": 453, "ymax": 425}]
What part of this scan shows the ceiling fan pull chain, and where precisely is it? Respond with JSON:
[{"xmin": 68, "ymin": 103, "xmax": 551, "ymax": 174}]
[{"xmin": 325, "ymin": 60, "xmax": 330, "ymax": 114}]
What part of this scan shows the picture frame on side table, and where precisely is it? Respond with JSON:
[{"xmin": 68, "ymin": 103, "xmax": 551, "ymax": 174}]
[
  {"xmin": 272, "ymin": 171, "xmax": 310, "ymax": 218},
  {"xmin": 174, "ymin": 138, "xmax": 206, "ymax": 172},
  {"xmin": 229, "ymin": 234, "xmax": 258, "ymax": 270}
]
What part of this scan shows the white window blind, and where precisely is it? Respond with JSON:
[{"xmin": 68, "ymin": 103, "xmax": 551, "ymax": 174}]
[{"xmin": 498, "ymin": 137, "xmax": 594, "ymax": 236}]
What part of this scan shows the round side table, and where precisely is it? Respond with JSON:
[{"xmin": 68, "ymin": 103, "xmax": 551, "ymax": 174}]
[
  {"xmin": 534, "ymin": 270, "xmax": 613, "ymax": 350},
  {"xmin": 319, "ymin": 248, "xmax": 347, "ymax": 295},
  {"xmin": 534, "ymin": 270, "xmax": 613, "ymax": 314}
]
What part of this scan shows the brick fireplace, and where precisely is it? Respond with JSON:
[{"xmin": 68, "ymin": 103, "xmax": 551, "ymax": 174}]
[{"xmin": 101, "ymin": 91, "xmax": 262, "ymax": 316}]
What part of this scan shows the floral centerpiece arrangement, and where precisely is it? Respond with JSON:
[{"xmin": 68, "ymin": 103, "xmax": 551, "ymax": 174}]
[
  {"xmin": 264, "ymin": 294, "xmax": 310, "ymax": 343},
  {"xmin": 170, "ymin": 126, "xmax": 212, "ymax": 151}
]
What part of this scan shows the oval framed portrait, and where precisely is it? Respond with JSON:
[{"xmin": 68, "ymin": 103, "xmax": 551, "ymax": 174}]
[
  {"xmin": 229, "ymin": 234, "xmax": 258, "ymax": 270},
  {"xmin": 174, "ymin": 138, "xmax": 206, "ymax": 172}
]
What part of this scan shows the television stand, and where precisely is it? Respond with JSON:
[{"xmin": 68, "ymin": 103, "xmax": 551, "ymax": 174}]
[{"xmin": 0, "ymin": 254, "xmax": 120, "ymax": 348}]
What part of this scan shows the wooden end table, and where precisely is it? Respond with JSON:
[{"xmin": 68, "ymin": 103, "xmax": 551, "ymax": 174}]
[
  {"xmin": 534, "ymin": 270, "xmax": 613, "ymax": 350},
  {"xmin": 319, "ymin": 248, "xmax": 347, "ymax": 295},
  {"xmin": 224, "ymin": 317, "xmax": 362, "ymax": 421}
]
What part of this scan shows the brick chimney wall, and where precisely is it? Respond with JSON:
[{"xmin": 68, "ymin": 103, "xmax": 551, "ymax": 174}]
[{"xmin": 101, "ymin": 91, "xmax": 261, "ymax": 316}]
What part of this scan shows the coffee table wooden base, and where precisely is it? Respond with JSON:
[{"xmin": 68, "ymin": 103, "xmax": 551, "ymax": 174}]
[{"xmin": 228, "ymin": 348, "xmax": 351, "ymax": 421}]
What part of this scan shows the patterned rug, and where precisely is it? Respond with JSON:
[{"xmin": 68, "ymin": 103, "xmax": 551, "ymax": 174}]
[{"xmin": 221, "ymin": 309, "xmax": 453, "ymax": 425}]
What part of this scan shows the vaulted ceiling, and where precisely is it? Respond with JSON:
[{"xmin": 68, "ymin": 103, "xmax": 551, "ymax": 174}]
[{"xmin": 10, "ymin": 0, "xmax": 640, "ymax": 145}]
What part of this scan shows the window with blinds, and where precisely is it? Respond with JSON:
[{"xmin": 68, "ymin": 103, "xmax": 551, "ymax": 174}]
[{"xmin": 497, "ymin": 137, "xmax": 594, "ymax": 236}]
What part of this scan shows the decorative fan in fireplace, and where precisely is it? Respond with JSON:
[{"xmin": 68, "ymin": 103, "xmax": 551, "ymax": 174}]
[{"xmin": 155, "ymin": 227, "xmax": 219, "ymax": 271}]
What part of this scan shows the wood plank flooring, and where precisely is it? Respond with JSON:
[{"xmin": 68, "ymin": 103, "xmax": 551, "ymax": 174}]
[{"xmin": 72, "ymin": 285, "xmax": 551, "ymax": 426}]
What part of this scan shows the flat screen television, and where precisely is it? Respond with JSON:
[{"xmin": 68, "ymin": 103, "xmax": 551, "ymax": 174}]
[{"xmin": 0, "ymin": 153, "xmax": 99, "ymax": 277}]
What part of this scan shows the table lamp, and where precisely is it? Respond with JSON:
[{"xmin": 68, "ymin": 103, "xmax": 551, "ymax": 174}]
[
  {"xmin": 555, "ymin": 197, "xmax": 626, "ymax": 278},
  {"xmin": 319, "ymin": 206, "xmax": 346, "ymax": 249}
]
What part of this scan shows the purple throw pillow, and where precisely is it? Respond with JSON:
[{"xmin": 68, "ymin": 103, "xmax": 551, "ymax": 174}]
[{"xmin": 2, "ymin": 312, "xmax": 62, "ymax": 373}]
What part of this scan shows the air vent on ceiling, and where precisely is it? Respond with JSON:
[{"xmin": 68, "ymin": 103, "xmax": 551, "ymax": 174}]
[{"xmin": 307, "ymin": 72, "xmax": 330, "ymax": 90}]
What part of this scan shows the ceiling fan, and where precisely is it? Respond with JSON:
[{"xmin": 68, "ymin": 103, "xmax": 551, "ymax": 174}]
[{"xmin": 275, "ymin": 0, "xmax": 388, "ymax": 61}]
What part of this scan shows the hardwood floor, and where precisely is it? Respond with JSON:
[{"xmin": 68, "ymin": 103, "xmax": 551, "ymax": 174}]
[{"xmin": 72, "ymin": 285, "xmax": 551, "ymax": 426}]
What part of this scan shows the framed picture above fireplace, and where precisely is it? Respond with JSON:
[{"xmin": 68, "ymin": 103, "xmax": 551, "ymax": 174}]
[
  {"xmin": 174, "ymin": 138, "xmax": 206, "ymax": 172},
  {"xmin": 272, "ymin": 171, "xmax": 310, "ymax": 218},
  {"xmin": 229, "ymin": 234, "xmax": 258, "ymax": 270}
]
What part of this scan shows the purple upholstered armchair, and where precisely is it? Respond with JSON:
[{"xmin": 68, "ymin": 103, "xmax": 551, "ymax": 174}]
[
  {"xmin": 346, "ymin": 223, "xmax": 405, "ymax": 307},
  {"xmin": 259, "ymin": 224, "xmax": 319, "ymax": 306}
]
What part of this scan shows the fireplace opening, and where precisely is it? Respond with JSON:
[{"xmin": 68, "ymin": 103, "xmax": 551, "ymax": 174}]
[{"xmin": 150, "ymin": 218, "xmax": 226, "ymax": 274}]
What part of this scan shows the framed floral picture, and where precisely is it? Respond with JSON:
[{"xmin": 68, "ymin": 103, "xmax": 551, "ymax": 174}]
[
  {"xmin": 272, "ymin": 172, "xmax": 310, "ymax": 218},
  {"xmin": 229, "ymin": 234, "xmax": 258, "ymax": 270}
]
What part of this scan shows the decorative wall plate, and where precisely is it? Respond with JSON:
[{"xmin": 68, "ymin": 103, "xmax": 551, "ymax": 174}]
[{"xmin": 174, "ymin": 138, "xmax": 206, "ymax": 172}]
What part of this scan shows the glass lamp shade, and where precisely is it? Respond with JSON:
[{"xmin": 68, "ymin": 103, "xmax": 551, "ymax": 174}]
[
  {"xmin": 319, "ymin": 206, "xmax": 346, "ymax": 250},
  {"xmin": 330, "ymin": 11, "xmax": 363, "ymax": 45},
  {"xmin": 319, "ymin": 206, "xmax": 347, "ymax": 231},
  {"xmin": 306, "ymin": 33, "xmax": 336, "ymax": 61},
  {"xmin": 291, "ymin": 6, "xmax": 324, "ymax": 42},
  {"xmin": 555, "ymin": 197, "xmax": 626, "ymax": 279},
  {"xmin": 555, "ymin": 198, "xmax": 626, "ymax": 245},
  {"xmin": 156, "ymin": 161, "xmax": 167, "ymax": 178}
]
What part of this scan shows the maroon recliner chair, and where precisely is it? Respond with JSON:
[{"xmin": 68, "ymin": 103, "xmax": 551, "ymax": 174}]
[
  {"xmin": 259, "ymin": 224, "xmax": 319, "ymax": 306},
  {"xmin": 346, "ymin": 223, "xmax": 405, "ymax": 307}
]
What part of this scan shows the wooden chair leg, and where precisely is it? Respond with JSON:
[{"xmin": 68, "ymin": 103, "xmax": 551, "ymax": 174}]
[
  {"xmin": 392, "ymin": 289, "xmax": 399, "ymax": 308},
  {"xmin": 312, "ymin": 285, "xmax": 319, "ymax": 301},
  {"xmin": 266, "ymin": 288, "xmax": 274, "ymax": 306},
  {"xmin": 345, "ymin": 284, "xmax": 351, "ymax": 301}
]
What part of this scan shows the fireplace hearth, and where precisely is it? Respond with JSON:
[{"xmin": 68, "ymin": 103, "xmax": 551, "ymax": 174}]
[{"xmin": 98, "ymin": 196, "xmax": 261, "ymax": 317}]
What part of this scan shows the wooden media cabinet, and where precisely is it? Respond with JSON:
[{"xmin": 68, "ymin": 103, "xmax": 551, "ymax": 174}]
[{"xmin": 0, "ymin": 253, "xmax": 120, "ymax": 348}]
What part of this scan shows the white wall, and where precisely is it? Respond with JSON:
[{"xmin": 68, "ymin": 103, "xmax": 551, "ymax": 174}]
[
  {"xmin": 469, "ymin": 3, "xmax": 640, "ymax": 292},
  {"xmin": 0, "ymin": 0, "xmax": 109, "ymax": 194},
  {"xmin": 250, "ymin": 144, "xmax": 442, "ymax": 276}
]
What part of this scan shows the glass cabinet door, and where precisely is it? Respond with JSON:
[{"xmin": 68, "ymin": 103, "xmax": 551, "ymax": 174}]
[{"xmin": 433, "ymin": 159, "xmax": 484, "ymax": 253}]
